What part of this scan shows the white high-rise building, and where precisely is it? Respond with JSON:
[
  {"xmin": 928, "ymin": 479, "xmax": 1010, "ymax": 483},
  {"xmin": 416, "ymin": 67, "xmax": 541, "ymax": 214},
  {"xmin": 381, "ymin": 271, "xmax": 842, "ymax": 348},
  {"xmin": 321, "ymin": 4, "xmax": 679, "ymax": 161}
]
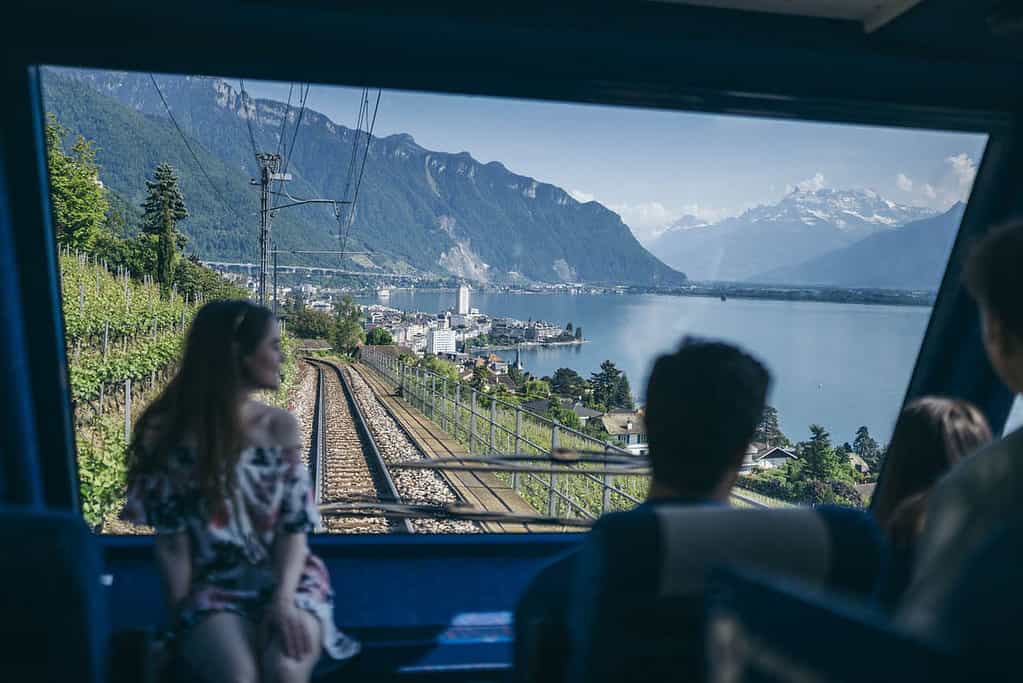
[
  {"xmin": 427, "ymin": 329, "xmax": 457, "ymax": 355},
  {"xmin": 457, "ymin": 284, "xmax": 471, "ymax": 315}
]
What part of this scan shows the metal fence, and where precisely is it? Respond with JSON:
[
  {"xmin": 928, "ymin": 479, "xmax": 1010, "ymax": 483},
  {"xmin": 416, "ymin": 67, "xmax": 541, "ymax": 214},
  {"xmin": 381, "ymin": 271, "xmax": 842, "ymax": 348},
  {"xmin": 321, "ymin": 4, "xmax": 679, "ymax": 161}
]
[{"xmin": 360, "ymin": 347, "xmax": 648, "ymax": 521}]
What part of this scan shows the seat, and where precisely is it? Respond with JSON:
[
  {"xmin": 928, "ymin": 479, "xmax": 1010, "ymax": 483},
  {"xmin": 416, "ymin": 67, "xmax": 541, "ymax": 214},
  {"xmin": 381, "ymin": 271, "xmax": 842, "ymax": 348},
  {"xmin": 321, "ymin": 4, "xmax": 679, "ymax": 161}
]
[
  {"xmin": 512, "ymin": 551, "xmax": 577, "ymax": 683},
  {"xmin": 705, "ymin": 567, "xmax": 960, "ymax": 683},
  {"xmin": 0, "ymin": 505, "xmax": 109, "ymax": 683},
  {"xmin": 566, "ymin": 505, "xmax": 883, "ymax": 683}
]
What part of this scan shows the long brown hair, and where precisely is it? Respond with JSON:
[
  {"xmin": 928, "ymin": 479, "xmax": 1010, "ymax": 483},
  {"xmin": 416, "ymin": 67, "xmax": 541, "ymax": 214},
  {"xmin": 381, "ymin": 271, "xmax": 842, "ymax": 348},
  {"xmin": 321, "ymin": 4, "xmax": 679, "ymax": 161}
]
[
  {"xmin": 126, "ymin": 300, "xmax": 275, "ymax": 510},
  {"xmin": 872, "ymin": 397, "xmax": 992, "ymax": 540}
]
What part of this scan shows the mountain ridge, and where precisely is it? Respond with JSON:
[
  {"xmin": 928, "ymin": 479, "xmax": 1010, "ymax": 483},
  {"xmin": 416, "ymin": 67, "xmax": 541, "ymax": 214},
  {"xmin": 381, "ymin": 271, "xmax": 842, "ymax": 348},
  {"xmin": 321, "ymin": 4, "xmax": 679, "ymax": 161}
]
[
  {"xmin": 44, "ymin": 67, "xmax": 685, "ymax": 287},
  {"xmin": 646, "ymin": 187, "xmax": 937, "ymax": 281}
]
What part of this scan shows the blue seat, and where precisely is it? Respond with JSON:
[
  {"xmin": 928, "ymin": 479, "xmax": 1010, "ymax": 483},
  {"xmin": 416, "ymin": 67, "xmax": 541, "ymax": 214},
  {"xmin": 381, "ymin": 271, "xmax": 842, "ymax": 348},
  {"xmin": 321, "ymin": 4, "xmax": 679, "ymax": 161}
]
[
  {"xmin": 0, "ymin": 506, "xmax": 109, "ymax": 683},
  {"xmin": 566, "ymin": 505, "xmax": 883, "ymax": 683},
  {"xmin": 512, "ymin": 551, "xmax": 577, "ymax": 683},
  {"xmin": 705, "ymin": 567, "xmax": 959, "ymax": 683}
]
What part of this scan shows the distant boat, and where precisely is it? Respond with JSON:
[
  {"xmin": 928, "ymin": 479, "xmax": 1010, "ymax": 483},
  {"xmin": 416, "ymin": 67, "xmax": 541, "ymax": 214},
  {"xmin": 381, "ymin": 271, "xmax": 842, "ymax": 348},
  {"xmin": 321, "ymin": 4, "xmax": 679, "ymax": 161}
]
[
  {"xmin": 720, "ymin": 294, "xmax": 727, "ymax": 301},
  {"xmin": 377, "ymin": 288, "xmax": 390, "ymax": 298}
]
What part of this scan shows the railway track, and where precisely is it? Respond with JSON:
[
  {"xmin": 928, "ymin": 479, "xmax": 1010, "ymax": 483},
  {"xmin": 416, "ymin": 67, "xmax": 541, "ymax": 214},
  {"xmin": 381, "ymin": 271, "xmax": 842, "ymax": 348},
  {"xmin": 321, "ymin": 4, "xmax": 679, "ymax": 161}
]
[
  {"xmin": 303, "ymin": 358, "xmax": 479, "ymax": 534},
  {"xmin": 306, "ymin": 358, "xmax": 410, "ymax": 534}
]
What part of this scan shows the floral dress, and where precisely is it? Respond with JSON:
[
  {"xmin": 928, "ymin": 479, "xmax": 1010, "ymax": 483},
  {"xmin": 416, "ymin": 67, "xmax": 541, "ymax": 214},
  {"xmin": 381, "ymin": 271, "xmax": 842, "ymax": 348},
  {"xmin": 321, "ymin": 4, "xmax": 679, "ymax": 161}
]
[{"xmin": 121, "ymin": 445, "xmax": 360, "ymax": 660}]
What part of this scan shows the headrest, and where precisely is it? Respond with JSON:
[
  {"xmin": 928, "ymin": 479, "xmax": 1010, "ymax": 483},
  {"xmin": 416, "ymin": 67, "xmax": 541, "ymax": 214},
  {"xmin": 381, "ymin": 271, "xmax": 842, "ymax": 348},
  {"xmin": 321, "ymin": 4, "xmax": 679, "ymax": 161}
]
[{"xmin": 580, "ymin": 504, "xmax": 882, "ymax": 599}]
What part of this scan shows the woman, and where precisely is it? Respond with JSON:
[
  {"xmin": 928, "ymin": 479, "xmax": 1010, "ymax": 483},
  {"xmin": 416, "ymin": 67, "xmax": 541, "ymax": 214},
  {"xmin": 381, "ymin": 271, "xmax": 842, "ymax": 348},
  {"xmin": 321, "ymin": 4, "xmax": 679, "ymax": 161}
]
[
  {"xmin": 121, "ymin": 300, "xmax": 359, "ymax": 683},
  {"xmin": 871, "ymin": 396, "xmax": 992, "ymax": 607}
]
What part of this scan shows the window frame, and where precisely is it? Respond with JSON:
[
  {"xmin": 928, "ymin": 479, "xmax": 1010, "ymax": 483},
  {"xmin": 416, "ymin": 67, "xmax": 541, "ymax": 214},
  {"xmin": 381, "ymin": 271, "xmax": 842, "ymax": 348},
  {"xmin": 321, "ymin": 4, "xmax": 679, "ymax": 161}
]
[{"xmin": 4, "ymin": 3, "xmax": 1023, "ymax": 527}]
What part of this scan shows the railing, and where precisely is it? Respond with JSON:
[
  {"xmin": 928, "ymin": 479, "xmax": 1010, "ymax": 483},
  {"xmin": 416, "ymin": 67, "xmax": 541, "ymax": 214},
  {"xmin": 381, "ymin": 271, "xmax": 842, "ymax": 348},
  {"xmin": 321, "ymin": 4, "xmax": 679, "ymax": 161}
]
[{"xmin": 361, "ymin": 347, "xmax": 654, "ymax": 521}]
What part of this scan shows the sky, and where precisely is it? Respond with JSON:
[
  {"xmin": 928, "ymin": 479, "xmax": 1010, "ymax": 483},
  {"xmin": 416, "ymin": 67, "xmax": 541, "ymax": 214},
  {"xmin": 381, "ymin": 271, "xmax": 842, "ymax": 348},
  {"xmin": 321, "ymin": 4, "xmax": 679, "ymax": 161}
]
[{"xmin": 246, "ymin": 79, "xmax": 988, "ymax": 244}]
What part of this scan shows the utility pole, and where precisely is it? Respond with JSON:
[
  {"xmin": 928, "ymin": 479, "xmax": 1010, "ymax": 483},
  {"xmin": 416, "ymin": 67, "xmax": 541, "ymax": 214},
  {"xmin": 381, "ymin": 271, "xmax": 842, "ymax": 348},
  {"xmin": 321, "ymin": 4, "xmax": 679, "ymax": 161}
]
[{"xmin": 254, "ymin": 153, "xmax": 289, "ymax": 307}]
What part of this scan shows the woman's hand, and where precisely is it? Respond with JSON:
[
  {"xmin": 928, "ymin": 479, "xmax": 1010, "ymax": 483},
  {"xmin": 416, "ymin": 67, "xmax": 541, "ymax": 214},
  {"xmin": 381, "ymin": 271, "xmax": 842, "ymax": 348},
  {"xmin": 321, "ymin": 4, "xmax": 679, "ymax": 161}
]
[{"xmin": 262, "ymin": 596, "xmax": 313, "ymax": 660}]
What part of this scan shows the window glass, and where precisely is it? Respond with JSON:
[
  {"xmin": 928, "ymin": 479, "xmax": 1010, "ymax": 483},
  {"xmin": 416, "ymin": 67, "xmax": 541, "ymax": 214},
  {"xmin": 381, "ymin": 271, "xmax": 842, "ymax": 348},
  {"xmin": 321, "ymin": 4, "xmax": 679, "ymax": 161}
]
[
  {"xmin": 41, "ymin": 66, "xmax": 986, "ymax": 533},
  {"xmin": 1004, "ymin": 396, "xmax": 1023, "ymax": 436}
]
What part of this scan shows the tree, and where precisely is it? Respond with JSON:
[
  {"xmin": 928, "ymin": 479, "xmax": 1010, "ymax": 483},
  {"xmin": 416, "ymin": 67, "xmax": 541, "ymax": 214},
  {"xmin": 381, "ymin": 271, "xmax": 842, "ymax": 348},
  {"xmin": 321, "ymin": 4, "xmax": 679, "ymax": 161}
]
[
  {"xmin": 141, "ymin": 163, "xmax": 188, "ymax": 293},
  {"xmin": 566, "ymin": 322, "xmax": 574, "ymax": 333},
  {"xmin": 524, "ymin": 379, "xmax": 551, "ymax": 400},
  {"xmin": 366, "ymin": 327, "xmax": 394, "ymax": 345},
  {"xmin": 551, "ymin": 367, "xmax": 587, "ymax": 397},
  {"xmin": 546, "ymin": 400, "xmax": 582, "ymax": 430},
  {"xmin": 590, "ymin": 360, "xmax": 622, "ymax": 408},
  {"xmin": 332, "ymin": 295, "xmax": 364, "ymax": 356},
  {"xmin": 507, "ymin": 366, "xmax": 525, "ymax": 388},
  {"xmin": 853, "ymin": 426, "xmax": 882, "ymax": 473},
  {"xmin": 44, "ymin": 115, "xmax": 108, "ymax": 251},
  {"xmin": 799, "ymin": 425, "xmax": 849, "ymax": 482},
  {"xmin": 420, "ymin": 355, "xmax": 459, "ymax": 385},
  {"xmin": 754, "ymin": 406, "xmax": 790, "ymax": 447},
  {"xmin": 470, "ymin": 365, "xmax": 489, "ymax": 392},
  {"xmin": 574, "ymin": 327, "xmax": 583, "ymax": 341},
  {"xmin": 288, "ymin": 308, "xmax": 335, "ymax": 339},
  {"xmin": 613, "ymin": 372, "xmax": 634, "ymax": 409}
]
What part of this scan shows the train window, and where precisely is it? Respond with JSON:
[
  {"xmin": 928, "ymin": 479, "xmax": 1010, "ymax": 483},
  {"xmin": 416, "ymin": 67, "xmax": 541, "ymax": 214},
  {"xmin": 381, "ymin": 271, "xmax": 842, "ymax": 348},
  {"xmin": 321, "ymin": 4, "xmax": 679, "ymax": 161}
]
[
  {"xmin": 1004, "ymin": 397, "xmax": 1023, "ymax": 436},
  {"xmin": 41, "ymin": 65, "xmax": 988, "ymax": 533}
]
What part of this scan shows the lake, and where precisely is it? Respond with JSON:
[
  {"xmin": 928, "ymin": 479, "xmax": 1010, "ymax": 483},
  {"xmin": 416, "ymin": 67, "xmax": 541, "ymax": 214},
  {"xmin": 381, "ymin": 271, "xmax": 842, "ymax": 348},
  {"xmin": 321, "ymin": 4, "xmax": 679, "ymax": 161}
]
[{"xmin": 357, "ymin": 290, "xmax": 940, "ymax": 445}]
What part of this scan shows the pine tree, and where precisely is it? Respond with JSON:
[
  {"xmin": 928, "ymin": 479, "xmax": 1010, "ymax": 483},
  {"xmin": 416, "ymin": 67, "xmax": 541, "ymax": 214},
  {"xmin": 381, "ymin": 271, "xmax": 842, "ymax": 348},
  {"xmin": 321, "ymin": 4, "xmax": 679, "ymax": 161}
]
[
  {"xmin": 801, "ymin": 425, "xmax": 847, "ymax": 481},
  {"xmin": 574, "ymin": 327, "xmax": 583, "ymax": 341},
  {"xmin": 45, "ymin": 114, "xmax": 109, "ymax": 251},
  {"xmin": 754, "ymin": 406, "xmax": 790, "ymax": 447},
  {"xmin": 141, "ymin": 163, "xmax": 188, "ymax": 293},
  {"xmin": 332, "ymin": 295, "xmax": 365, "ymax": 356},
  {"xmin": 853, "ymin": 426, "xmax": 882, "ymax": 473}
]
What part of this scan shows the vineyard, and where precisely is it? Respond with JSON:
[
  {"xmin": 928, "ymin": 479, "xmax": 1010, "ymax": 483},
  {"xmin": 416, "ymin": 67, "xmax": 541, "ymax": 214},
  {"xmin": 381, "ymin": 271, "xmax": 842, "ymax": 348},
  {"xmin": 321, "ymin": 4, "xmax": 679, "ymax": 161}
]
[{"xmin": 62, "ymin": 249, "xmax": 203, "ymax": 527}]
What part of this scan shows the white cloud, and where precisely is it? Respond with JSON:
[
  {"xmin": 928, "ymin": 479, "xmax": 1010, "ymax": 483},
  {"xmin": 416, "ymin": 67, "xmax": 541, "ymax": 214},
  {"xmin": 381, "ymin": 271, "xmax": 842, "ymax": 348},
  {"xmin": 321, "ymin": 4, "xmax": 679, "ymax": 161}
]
[
  {"xmin": 677, "ymin": 203, "xmax": 736, "ymax": 225},
  {"xmin": 785, "ymin": 172, "xmax": 826, "ymax": 194},
  {"xmin": 608, "ymin": 201, "xmax": 673, "ymax": 242},
  {"xmin": 568, "ymin": 189, "xmax": 595, "ymax": 203},
  {"xmin": 946, "ymin": 153, "xmax": 977, "ymax": 189},
  {"xmin": 896, "ymin": 173, "xmax": 913, "ymax": 192}
]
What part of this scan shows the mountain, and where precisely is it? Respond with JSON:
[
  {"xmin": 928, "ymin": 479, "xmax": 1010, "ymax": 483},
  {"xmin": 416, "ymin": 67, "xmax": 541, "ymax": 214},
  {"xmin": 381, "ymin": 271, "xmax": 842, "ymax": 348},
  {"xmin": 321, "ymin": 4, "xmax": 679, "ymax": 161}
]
[
  {"xmin": 752, "ymin": 202, "xmax": 965, "ymax": 290},
  {"xmin": 41, "ymin": 67, "xmax": 685, "ymax": 287},
  {"xmin": 646, "ymin": 188, "xmax": 936, "ymax": 281}
]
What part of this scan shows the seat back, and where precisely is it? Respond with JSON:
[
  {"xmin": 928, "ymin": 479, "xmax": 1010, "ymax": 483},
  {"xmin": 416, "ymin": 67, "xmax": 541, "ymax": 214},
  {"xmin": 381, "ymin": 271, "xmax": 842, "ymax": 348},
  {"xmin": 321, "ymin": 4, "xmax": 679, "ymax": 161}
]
[
  {"xmin": 706, "ymin": 567, "xmax": 959, "ymax": 683},
  {"xmin": 0, "ymin": 506, "xmax": 108, "ymax": 683},
  {"xmin": 567, "ymin": 505, "xmax": 883, "ymax": 683}
]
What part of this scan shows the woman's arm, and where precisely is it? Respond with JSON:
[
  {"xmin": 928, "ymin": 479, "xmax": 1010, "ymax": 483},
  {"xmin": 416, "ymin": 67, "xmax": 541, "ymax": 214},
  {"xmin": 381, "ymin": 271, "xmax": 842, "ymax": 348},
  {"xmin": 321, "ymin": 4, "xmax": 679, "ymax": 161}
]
[
  {"xmin": 153, "ymin": 533, "xmax": 191, "ymax": 614},
  {"xmin": 265, "ymin": 408, "xmax": 316, "ymax": 658}
]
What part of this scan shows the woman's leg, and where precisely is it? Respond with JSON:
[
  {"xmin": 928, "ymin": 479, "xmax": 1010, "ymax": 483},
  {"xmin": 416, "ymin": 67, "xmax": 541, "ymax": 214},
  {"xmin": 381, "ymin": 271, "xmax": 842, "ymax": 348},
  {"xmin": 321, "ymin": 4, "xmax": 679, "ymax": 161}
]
[
  {"xmin": 179, "ymin": 612, "xmax": 258, "ymax": 683},
  {"xmin": 261, "ymin": 609, "xmax": 323, "ymax": 683}
]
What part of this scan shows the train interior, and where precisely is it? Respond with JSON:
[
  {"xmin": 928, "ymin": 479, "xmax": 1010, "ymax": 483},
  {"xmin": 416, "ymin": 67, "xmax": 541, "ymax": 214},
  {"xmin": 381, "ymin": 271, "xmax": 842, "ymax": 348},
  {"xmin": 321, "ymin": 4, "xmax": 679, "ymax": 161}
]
[{"xmin": 3, "ymin": 0, "xmax": 1023, "ymax": 681}]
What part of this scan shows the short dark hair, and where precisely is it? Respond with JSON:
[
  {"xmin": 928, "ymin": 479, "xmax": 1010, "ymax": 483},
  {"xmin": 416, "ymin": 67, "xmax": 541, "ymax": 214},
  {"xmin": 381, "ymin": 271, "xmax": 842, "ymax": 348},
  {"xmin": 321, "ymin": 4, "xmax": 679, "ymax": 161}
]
[
  {"xmin": 963, "ymin": 218, "xmax": 1023, "ymax": 340},
  {"xmin": 644, "ymin": 337, "xmax": 770, "ymax": 497}
]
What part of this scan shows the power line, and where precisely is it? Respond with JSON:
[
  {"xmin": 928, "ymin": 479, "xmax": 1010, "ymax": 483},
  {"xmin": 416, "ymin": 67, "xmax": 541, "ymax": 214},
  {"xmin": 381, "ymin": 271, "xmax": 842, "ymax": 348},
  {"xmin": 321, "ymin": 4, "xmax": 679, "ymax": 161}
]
[
  {"xmin": 238, "ymin": 79, "xmax": 260, "ymax": 164},
  {"xmin": 149, "ymin": 73, "xmax": 245, "ymax": 222},
  {"xmin": 337, "ymin": 89, "xmax": 369, "ymax": 259},
  {"xmin": 281, "ymin": 83, "xmax": 310, "ymax": 180},
  {"xmin": 275, "ymin": 82, "xmax": 295, "ymax": 161},
  {"xmin": 339, "ymin": 90, "xmax": 381, "ymax": 268}
]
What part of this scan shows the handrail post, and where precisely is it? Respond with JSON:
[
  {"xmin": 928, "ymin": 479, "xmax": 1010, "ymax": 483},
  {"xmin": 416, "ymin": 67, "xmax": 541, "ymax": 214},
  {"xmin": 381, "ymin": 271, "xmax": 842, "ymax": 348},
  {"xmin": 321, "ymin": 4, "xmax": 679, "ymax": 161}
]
[
  {"xmin": 400, "ymin": 361, "xmax": 405, "ymax": 397},
  {"xmin": 441, "ymin": 378, "xmax": 448, "ymax": 432},
  {"xmin": 549, "ymin": 421, "xmax": 560, "ymax": 517},
  {"xmin": 455, "ymin": 383, "xmax": 462, "ymax": 440},
  {"xmin": 469, "ymin": 389, "xmax": 477, "ymax": 455},
  {"xmin": 513, "ymin": 407, "xmax": 522, "ymax": 492},
  {"xmin": 489, "ymin": 400, "xmax": 497, "ymax": 454},
  {"xmin": 602, "ymin": 445, "xmax": 612, "ymax": 514},
  {"xmin": 430, "ymin": 374, "xmax": 436, "ymax": 419}
]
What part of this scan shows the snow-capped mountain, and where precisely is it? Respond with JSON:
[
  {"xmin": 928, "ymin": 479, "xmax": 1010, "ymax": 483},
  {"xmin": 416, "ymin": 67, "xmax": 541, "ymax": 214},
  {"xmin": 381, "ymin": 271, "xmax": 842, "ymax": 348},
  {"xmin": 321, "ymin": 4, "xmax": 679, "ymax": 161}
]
[{"xmin": 646, "ymin": 188, "xmax": 937, "ymax": 282}]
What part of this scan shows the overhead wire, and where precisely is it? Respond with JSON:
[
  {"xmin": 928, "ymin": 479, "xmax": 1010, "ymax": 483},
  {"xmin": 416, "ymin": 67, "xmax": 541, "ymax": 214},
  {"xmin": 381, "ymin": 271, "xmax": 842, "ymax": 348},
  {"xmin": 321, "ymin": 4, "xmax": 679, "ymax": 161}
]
[
  {"xmin": 238, "ymin": 79, "xmax": 260, "ymax": 165},
  {"xmin": 339, "ymin": 89, "xmax": 381, "ymax": 270},
  {"xmin": 149, "ymin": 73, "xmax": 247, "ymax": 223}
]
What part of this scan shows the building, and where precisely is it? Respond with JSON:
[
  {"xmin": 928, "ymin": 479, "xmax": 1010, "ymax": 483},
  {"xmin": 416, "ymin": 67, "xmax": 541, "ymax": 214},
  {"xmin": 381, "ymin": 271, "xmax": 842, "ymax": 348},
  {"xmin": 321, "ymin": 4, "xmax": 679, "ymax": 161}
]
[
  {"xmin": 457, "ymin": 284, "xmax": 471, "ymax": 315},
  {"xmin": 740, "ymin": 443, "xmax": 799, "ymax": 472},
  {"xmin": 426, "ymin": 329, "xmax": 457, "ymax": 355},
  {"xmin": 599, "ymin": 410, "xmax": 648, "ymax": 456}
]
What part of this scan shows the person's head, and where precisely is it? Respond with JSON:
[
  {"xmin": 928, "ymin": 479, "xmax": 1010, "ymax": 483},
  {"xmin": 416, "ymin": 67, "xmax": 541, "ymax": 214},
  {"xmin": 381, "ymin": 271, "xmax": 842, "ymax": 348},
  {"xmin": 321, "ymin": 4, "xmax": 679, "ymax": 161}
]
[
  {"xmin": 872, "ymin": 397, "xmax": 992, "ymax": 532},
  {"xmin": 964, "ymin": 219, "xmax": 1023, "ymax": 394},
  {"xmin": 127, "ymin": 300, "xmax": 279, "ymax": 506},
  {"xmin": 644, "ymin": 337, "xmax": 770, "ymax": 501}
]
